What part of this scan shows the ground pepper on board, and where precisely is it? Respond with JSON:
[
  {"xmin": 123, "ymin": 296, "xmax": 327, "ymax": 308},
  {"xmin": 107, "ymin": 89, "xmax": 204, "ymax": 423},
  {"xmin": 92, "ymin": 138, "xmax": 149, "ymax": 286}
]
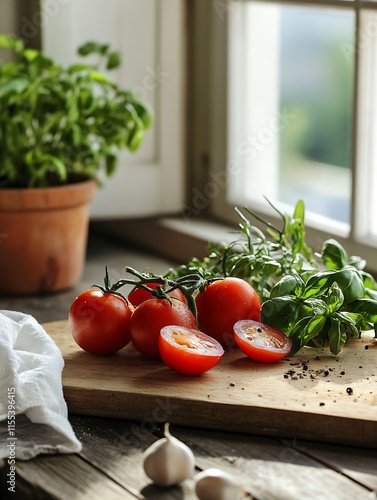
[{"xmin": 283, "ymin": 360, "xmax": 338, "ymax": 380}]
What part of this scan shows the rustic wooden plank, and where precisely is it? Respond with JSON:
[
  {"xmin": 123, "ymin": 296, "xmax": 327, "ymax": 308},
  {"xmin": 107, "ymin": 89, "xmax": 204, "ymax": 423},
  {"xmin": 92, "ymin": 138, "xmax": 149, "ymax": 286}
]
[
  {"xmin": 70, "ymin": 415, "xmax": 197, "ymax": 500},
  {"xmin": 43, "ymin": 320, "xmax": 377, "ymax": 449},
  {"xmin": 292, "ymin": 440, "xmax": 377, "ymax": 492},
  {"xmin": 7, "ymin": 454, "xmax": 138, "ymax": 500},
  {"xmin": 0, "ymin": 466, "xmax": 53, "ymax": 500},
  {"xmin": 171, "ymin": 427, "xmax": 375, "ymax": 500},
  {"xmin": 2, "ymin": 414, "xmax": 376, "ymax": 500}
]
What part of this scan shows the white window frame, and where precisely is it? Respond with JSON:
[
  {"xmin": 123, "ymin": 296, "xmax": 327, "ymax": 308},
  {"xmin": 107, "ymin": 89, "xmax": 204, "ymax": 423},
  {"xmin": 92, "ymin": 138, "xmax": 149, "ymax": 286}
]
[{"xmin": 189, "ymin": 0, "xmax": 377, "ymax": 274}]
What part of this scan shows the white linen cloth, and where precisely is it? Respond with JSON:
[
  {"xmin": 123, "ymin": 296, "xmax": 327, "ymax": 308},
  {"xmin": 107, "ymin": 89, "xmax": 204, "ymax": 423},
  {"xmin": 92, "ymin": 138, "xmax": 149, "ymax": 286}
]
[{"xmin": 0, "ymin": 310, "xmax": 82, "ymax": 461}]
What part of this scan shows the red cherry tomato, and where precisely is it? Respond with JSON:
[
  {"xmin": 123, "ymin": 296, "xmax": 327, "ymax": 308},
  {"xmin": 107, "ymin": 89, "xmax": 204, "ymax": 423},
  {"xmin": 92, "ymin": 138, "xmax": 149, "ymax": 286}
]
[
  {"xmin": 128, "ymin": 282, "xmax": 186, "ymax": 307},
  {"xmin": 69, "ymin": 289, "xmax": 133, "ymax": 355},
  {"xmin": 130, "ymin": 297, "xmax": 196, "ymax": 359},
  {"xmin": 233, "ymin": 319, "xmax": 292, "ymax": 362},
  {"xmin": 195, "ymin": 277, "xmax": 261, "ymax": 347},
  {"xmin": 159, "ymin": 325, "xmax": 224, "ymax": 376}
]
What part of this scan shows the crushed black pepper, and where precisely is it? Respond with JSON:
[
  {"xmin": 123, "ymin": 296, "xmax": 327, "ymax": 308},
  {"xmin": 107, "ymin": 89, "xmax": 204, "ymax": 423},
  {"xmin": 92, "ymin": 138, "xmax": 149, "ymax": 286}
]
[{"xmin": 283, "ymin": 360, "xmax": 341, "ymax": 380}]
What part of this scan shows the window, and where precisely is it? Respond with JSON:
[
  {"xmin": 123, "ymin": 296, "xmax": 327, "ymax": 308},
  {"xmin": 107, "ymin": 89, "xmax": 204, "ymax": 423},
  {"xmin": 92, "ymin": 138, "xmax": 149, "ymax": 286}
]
[{"xmin": 191, "ymin": 0, "xmax": 377, "ymax": 273}]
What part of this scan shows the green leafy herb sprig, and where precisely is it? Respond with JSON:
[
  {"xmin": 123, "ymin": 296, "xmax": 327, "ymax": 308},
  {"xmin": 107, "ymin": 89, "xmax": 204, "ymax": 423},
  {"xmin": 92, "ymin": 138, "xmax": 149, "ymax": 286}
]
[
  {"xmin": 0, "ymin": 34, "xmax": 153, "ymax": 188},
  {"xmin": 167, "ymin": 199, "xmax": 377, "ymax": 355}
]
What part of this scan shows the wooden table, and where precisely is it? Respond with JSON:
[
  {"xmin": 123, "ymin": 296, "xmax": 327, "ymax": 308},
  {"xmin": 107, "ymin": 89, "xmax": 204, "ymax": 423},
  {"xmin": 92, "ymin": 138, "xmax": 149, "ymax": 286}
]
[
  {"xmin": 1, "ymin": 237, "xmax": 376, "ymax": 499},
  {"xmin": 1, "ymin": 323, "xmax": 377, "ymax": 500},
  {"xmin": 1, "ymin": 414, "xmax": 377, "ymax": 499}
]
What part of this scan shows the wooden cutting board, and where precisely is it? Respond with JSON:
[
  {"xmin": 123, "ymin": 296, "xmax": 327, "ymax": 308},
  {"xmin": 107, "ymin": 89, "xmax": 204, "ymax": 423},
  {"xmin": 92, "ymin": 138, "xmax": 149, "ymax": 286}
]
[{"xmin": 44, "ymin": 320, "xmax": 377, "ymax": 449}]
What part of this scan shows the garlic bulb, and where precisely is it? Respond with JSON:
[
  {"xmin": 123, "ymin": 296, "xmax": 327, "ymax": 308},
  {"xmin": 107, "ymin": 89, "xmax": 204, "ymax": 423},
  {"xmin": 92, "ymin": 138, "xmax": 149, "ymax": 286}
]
[
  {"xmin": 194, "ymin": 468, "xmax": 251, "ymax": 500},
  {"xmin": 143, "ymin": 422, "xmax": 195, "ymax": 486}
]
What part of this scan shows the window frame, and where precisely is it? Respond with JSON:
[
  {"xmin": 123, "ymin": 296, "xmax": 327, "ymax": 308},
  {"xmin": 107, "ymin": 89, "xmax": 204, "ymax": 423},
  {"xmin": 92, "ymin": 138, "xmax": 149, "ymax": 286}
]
[{"xmin": 187, "ymin": 0, "xmax": 377, "ymax": 274}]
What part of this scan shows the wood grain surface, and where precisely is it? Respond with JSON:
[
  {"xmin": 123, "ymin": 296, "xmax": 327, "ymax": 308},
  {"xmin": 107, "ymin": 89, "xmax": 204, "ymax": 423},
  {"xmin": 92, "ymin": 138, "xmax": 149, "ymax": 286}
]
[
  {"xmin": 44, "ymin": 320, "xmax": 377, "ymax": 449},
  {"xmin": 8, "ymin": 416, "xmax": 377, "ymax": 500}
]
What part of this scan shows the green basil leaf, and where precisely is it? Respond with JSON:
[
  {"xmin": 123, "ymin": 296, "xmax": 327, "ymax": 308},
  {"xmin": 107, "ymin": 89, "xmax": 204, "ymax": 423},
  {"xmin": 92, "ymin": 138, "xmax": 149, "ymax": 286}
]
[
  {"xmin": 304, "ymin": 268, "xmax": 364, "ymax": 303},
  {"xmin": 365, "ymin": 289, "xmax": 377, "ymax": 301},
  {"xmin": 324, "ymin": 282, "xmax": 344, "ymax": 313},
  {"xmin": 68, "ymin": 102, "xmax": 79, "ymax": 122},
  {"xmin": 107, "ymin": 51, "xmax": 121, "ymax": 70},
  {"xmin": 261, "ymin": 296, "xmax": 300, "ymax": 332},
  {"xmin": 328, "ymin": 318, "xmax": 347, "ymax": 355},
  {"xmin": 228, "ymin": 255, "xmax": 254, "ymax": 278},
  {"xmin": 303, "ymin": 271, "xmax": 332, "ymax": 298},
  {"xmin": 301, "ymin": 314, "xmax": 327, "ymax": 345},
  {"xmin": 68, "ymin": 64, "xmax": 92, "ymax": 74},
  {"xmin": 0, "ymin": 34, "xmax": 24, "ymax": 52},
  {"xmin": 360, "ymin": 270, "xmax": 377, "ymax": 291},
  {"xmin": 105, "ymin": 153, "xmax": 117, "ymax": 176},
  {"xmin": 88, "ymin": 71, "xmax": 110, "ymax": 83},
  {"xmin": 270, "ymin": 274, "xmax": 305, "ymax": 298},
  {"xmin": 40, "ymin": 155, "xmax": 67, "ymax": 181},
  {"xmin": 321, "ymin": 238, "xmax": 348, "ymax": 270},
  {"xmin": 99, "ymin": 44, "xmax": 110, "ymax": 56},
  {"xmin": 348, "ymin": 255, "xmax": 367, "ymax": 270},
  {"xmin": 131, "ymin": 101, "xmax": 154, "ymax": 129},
  {"xmin": 71, "ymin": 124, "xmax": 81, "ymax": 147},
  {"xmin": 336, "ymin": 311, "xmax": 362, "ymax": 338},
  {"xmin": 22, "ymin": 49, "xmax": 40, "ymax": 62},
  {"xmin": 77, "ymin": 41, "xmax": 102, "ymax": 56},
  {"xmin": 286, "ymin": 316, "xmax": 312, "ymax": 355},
  {"xmin": 303, "ymin": 297, "xmax": 328, "ymax": 316},
  {"xmin": 348, "ymin": 298, "xmax": 377, "ymax": 322},
  {"xmin": 0, "ymin": 78, "xmax": 28, "ymax": 97},
  {"xmin": 128, "ymin": 127, "xmax": 144, "ymax": 152}
]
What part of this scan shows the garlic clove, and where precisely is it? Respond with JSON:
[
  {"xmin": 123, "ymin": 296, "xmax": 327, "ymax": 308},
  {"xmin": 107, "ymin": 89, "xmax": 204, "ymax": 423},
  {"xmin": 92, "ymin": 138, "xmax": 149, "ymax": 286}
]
[
  {"xmin": 194, "ymin": 467, "xmax": 251, "ymax": 500},
  {"xmin": 143, "ymin": 422, "xmax": 195, "ymax": 486}
]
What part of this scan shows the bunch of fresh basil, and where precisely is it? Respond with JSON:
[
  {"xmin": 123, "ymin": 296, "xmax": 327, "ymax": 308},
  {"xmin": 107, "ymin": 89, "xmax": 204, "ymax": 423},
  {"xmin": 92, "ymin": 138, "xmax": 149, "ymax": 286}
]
[{"xmin": 262, "ymin": 239, "xmax": 377, "ymax": 354}]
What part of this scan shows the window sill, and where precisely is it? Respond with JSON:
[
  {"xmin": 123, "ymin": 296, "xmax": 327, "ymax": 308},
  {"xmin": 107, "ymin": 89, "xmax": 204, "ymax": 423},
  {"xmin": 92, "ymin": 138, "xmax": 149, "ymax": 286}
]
[
  {"xmin": 91, "ymin": 216, "xmax": 235, "ymax": 265},
  {"xmin": 91, "ymin": 213, "xmax": 377, "ymax": 279}
]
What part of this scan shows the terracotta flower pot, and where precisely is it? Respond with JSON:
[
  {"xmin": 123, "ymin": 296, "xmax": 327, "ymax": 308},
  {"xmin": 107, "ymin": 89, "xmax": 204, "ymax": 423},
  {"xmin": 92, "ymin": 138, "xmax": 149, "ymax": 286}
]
[{"xmin": 0, "ymin": 180, "xmax": 97, "ymax": 295}]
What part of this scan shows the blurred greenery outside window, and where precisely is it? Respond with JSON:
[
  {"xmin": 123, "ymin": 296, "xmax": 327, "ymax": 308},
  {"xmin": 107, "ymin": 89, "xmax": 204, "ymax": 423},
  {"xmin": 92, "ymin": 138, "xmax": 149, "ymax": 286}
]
[{"xmin": 227, "ymin": 2, "xmax": 355, "ymax": 226}]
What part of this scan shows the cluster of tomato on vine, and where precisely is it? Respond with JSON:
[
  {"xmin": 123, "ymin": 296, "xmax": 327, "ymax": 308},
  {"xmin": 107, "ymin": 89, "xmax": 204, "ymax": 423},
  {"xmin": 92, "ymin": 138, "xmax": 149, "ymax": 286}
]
[{"xmin": 68, "ymin": 266, "xmax": 292, "ymax": 375}]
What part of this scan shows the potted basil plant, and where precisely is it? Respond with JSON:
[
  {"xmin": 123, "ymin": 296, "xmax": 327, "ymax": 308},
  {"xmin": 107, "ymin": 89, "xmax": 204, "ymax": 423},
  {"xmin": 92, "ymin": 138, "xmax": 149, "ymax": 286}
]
[{"xmin": 0, "ymin": 34, "xmax": 153, "ymax": 294}]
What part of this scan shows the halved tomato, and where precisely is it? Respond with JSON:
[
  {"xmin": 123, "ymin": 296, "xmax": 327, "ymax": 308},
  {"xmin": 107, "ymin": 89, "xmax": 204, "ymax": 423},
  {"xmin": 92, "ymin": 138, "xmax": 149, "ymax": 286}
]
[
  {"xmin": 158, "ymin": 326, "xmax": 225, "ymax": 376},
  {"xmin": 233, "ymin": 320, "xmax": 292, "ymax": 363}
]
